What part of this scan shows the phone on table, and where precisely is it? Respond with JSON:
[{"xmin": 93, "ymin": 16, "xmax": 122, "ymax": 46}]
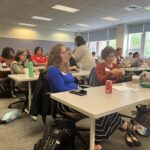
[{"xmin": 69, "ymin": 89, "xmax": 87, "ymax": 96}]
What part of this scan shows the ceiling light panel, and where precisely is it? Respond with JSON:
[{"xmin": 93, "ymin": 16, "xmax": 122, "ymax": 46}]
[
  {"xmin": 51, "ymin": 5, "xmax": 79, "ymax": 13},
  {"xmin": 31, "ymin": 16, "xmax": 53, "ymax": 21},
  {"xmin": 144, "ymin": 6, "xmax": 150, "ymax": 10},
  {"xmin": 101, "ymin": 17, "xmax": 119, "ymax": 21},
  {"xmin": 18, "ymin": 23, "xmax": 37, "ymax": 27},
  {"xmin": 76, "ymin": 24, "xmax": 90, "ymax": 27}
]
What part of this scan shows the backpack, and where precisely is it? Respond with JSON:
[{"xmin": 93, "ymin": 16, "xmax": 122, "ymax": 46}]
[
  {"xmin": 0, "ymin": 78, "xmax": 12, "ymax": 98},
  {"xmin": 135, "ymin": 104, "xmax": 150, "ymax": 136},
  {"xmin": 34, "ymin": 118, "xmax": 76, "ymax": 150}
]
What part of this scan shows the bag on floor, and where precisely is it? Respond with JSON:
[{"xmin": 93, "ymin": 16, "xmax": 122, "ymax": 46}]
[
  {"xmin": 0, "ymin": 78, "xmax": 12, "ymax": 98},
  {"xmin": 34, "ymin": 118, "xmax": 76, "ymax": 150},
  {"xmin": 0, "ymin": 109, "xmax": 22, "ymax": 124},
  {"xmin": 135, "ymin": 104, "xmax": 150, "ymax": 136}
]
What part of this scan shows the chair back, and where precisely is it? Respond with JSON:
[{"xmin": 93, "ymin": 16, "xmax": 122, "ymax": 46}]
[{"xmin": 88, "ymin": 67, "xmax": 100, "ymax": 87}]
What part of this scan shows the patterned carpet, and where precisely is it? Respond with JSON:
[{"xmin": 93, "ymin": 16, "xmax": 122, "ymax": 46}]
[{"xmin": 0, "ymin": 98, "xmax": 150, "ymax": 150}]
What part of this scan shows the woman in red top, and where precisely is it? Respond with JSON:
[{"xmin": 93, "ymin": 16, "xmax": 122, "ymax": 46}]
[
  {"xmin": 31, "ymin": 47, "xmax": 47, "ymax": 66},
  {"xmin": 96, "ymin": 46, "xmax": 124, "ymax": 85},
  {"xmin": 95, "ymin": 47, "xmax": 127, "ymax": 150}
]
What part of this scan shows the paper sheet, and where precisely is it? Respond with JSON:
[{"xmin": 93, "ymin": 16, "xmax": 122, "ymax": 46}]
[{"xmin": 113, "ymin": 85, "xmax": 138, "ymax": 92}]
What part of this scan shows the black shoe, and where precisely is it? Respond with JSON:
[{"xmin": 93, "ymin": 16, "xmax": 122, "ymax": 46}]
[
  {"xmin": 130, "ymin": 132, "xmax": 141, "ymax": 147},
  {"xmin": 125, "ymin": 133, "xmax": 134, "ymax": 147}
]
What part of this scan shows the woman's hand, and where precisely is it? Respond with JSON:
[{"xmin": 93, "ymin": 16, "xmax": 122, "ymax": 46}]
[
  {"xmin": 111, "ymin": 68, "xmax": 123, "ymax": 79},
  {"xmin": 70, "ymin": 66, "xmax": 79, "ymax": 72}
]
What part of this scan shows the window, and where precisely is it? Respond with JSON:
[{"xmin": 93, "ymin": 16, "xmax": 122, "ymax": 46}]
[
  {"xmin": 128, "ymin": 33, "xmax": 142, "ymax": 53},
  {"xmin": 89, "ymin": 41, "xmax": 97, "ymax": 53},
  {"xmin": 98, "ymin": 41, "xmax": 107, "ymax": 56},
  {"xmin": 144, "ymin": 32, "xmax": 150, "ymax": 57},
  {"xmin": 109, "ymin": 39, "xmax": 116, "ymax": 49}
]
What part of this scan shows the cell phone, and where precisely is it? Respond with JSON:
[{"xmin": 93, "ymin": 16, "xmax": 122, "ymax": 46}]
[{"xmin": 69, "ymin": 89, "xmax": 87, "ymax": 96}]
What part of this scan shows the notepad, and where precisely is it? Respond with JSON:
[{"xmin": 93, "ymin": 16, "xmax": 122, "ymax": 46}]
[{"xmin": 113, "ymin": 85, "xmax": 138, "ymax": 92}]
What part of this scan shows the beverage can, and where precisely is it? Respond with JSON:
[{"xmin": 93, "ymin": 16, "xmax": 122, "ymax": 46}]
[{"xmin": 105, "ymin": 80, "xmax": 112, "ymax": 94}]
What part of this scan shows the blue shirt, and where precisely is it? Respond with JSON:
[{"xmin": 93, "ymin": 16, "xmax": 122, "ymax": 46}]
[{"xmin": 47, "ymin": 66, "xmax": 78, "ymax": 93}]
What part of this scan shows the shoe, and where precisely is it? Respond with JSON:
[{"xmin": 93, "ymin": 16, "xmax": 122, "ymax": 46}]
[
  {"xmin": 119, "ymin": 121, "xmax": 130, "ymax": 132},
  {"xmin": 130, "ymin": 132, "xmax": 141, "ymax": 147},
  {"xmin": 125, "ymin": 133, "xmax": 134, "ymax": 147}
]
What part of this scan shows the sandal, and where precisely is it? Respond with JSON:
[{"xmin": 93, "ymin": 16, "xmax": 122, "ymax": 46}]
[
  {"xmin": 130, "ymin": 132, "xmax": 141, "ymax": 147},
  {"xmin": 125, "ymin": 133, "xmax": 134, "ymax": 147}
]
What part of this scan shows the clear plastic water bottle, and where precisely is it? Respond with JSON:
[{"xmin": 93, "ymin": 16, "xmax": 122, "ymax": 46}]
[{"xmin": 28, "ymin": 61, "xmax": 34, "ymax": 78}]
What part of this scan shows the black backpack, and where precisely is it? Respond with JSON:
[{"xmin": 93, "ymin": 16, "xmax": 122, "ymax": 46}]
[
  {"xmin": 0, "ymin": 78, "xmax": 12, "ymax": 98},
  {"xmin": 34, "ymin": 118, "xmax": 76, "ymax": 150},
  {"xmin": 135, "ymin": 104, "xmax": 150, "ymax": 136}
]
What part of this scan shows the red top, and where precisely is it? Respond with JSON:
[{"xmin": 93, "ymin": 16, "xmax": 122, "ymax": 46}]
[
  {"xmin": 0, "ymin": 56, "xmax": 3, "ymax": 63},
  {"xmin": 31, "ymin": 55, "xmax": 47, "ymax": 64},
  {"xmin": 96, "ymin": 63, "xmax": 122, "ymax": 85}
]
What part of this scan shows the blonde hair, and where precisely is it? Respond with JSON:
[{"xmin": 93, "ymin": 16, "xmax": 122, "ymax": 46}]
[{"xmin": 46, "ymin": 43, "xmax": 70, "ymax": 73}]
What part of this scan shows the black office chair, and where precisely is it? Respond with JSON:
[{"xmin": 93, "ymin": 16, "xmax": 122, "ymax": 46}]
[
  {"xmin": 8, "ymin": 80, "xmax": 28, "ymax": 111},
  {"xmin": 50, "ymin": 96, "xmax": 89, "ymax": 150}
]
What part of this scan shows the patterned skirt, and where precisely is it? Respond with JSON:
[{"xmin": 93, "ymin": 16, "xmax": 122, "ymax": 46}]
[{"xmin": 57, "ymin": 103, "xmax": 124, "ymax": 144}]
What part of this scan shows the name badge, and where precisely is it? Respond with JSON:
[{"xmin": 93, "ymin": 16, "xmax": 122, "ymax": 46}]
[{"xmin": 105, "ymin": 68, "xmax": 110, "ymax": 72}]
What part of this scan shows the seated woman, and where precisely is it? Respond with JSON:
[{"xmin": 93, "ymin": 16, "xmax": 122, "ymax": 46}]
[
  {"xmin": 66, "ymin": 47, "xmax": 79, "ymax": 71},
  {"xmin": 132, "ymin": 52, "xmax": 143, "ymax": 67},
  {"xmin": 10, "ymin": 50, "xmax": 27, "ymax": 88},
  {"xmin": 47, "ymin": 44, "xmax": 127, "ymax": 150},
  {"xmin": 95, "ymin": 46, "xmax": 128, "ymax": 149},
  {"xmin": 96, "ymin": 46, "xmax": 125, "ymax": 85},
  {"xmin": 1, "ymin": 47, "xmax": 15, "ymax": 67},
  {"xmin": 31, "ymin": 46, "xmax": 47, "ymax": 66}
]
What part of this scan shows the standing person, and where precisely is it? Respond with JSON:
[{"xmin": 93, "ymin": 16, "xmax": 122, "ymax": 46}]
[
  {"xmin": 74, "ymin": 36, "xmax": 95, "ymax": 70},
  {"xmin": 47, "ymin": 44, "xmax": 128, "ymax": 150},
  {"xmin": 116, "ymin": 47, "xmax": 124, "ymax": 65},
  {"xmin": 31, "ymin": 47, "xmax": 47, "ymax": 66}
]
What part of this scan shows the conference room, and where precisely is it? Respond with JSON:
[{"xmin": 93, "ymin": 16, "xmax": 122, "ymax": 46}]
[{"xmin": 0, "ymin": 0, "xmax": 150, "ymax": 150}]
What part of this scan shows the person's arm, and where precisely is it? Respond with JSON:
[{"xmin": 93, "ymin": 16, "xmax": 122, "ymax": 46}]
[
  {"xmin": 47, "ymin": 67, "xmax": 77, "ymax": 92},
  {"xmin": 96, "ymin": 64, "xmax": 113, "ymax": 84},
  {"xmin": 11, "ymin": 63, "xmax": 25, "ymax": 74}
]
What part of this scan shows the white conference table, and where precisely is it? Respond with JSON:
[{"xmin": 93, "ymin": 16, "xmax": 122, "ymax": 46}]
[
  {"xmin": 124, "ymin": 67, "xmax": 150, "ymax": 72},
  {"xmin": 0, "ymin": 67, "xmax": 10, "ymax": 72},
  {"xmin": 8, "ymin": 70, "xmax": 89, "ymax": 110},
  {"xmin": 8, "ymin": 74, "xmax": 39, "ymax": 110},
  {"xmin": 51, "ymin": 82, "xmax": 150, "ymax": 150}
]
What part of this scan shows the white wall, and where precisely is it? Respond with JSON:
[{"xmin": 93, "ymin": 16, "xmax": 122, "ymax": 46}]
[{"xmin": 0, "ymin": 23, "xmax": 75, "ymax": 42}]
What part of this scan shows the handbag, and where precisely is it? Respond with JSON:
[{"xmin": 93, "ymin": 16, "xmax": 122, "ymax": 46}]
[{"xmin": 135, "ymin": 104, "xmax": 150, "ymax": 136}]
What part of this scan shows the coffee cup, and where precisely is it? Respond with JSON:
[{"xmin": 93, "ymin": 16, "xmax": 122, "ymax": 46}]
[{"xmin": 132, "ymin": 75, "xmax": 140, "ymax": 84}]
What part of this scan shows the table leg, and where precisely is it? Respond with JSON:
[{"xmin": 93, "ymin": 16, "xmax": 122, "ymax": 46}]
[
  {"xmin": 24, "ymin": 81, "xmax": 37, "ymax": 121},
  {"xmin": 90, "ymin": 118, "xmax": 95, "ymax": 150},
  {"xmin": 28, "ymin": 81, "xmax": 31, "ymax": 110}
]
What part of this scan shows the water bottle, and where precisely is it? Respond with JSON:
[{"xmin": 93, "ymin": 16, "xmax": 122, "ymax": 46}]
[{"xmin": 28, "ymin": 61, "xmax": 34, "ymax": 78}]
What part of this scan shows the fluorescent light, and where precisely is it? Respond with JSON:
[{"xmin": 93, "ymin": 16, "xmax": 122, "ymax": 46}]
[
  {"xmin": 144, "ymin": 6, "xmax": 150, "ymax": 10},
  {"xmin": 18, "ymin": 23, "xmax": 37, "ymax": 27},
  {"xmin": 58, "ymin": 28, "xmax": 70, "ymax": 31},
  {"xmin": 31, "ymin": 16, "xmax": 53, "ymax": 21},
  {"xmin": 76, "ymin": 24, "xmax": 90, "ymax": 27},
  {"xmin": 52, "ymin": 5, "xmax": 79, "ymax": 13},
  {"xmin": 101, "ymin": 17, "xmax": 119, "ymax": 21}
]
